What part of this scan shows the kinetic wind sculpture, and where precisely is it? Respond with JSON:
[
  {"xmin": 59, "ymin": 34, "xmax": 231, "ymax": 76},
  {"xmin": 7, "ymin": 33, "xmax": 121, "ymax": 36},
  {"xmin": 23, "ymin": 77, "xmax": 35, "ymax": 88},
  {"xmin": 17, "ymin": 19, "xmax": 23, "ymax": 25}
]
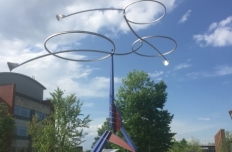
[{"xmin": 7, "ymin": 1, "xmax": 177, "ymax": 152}]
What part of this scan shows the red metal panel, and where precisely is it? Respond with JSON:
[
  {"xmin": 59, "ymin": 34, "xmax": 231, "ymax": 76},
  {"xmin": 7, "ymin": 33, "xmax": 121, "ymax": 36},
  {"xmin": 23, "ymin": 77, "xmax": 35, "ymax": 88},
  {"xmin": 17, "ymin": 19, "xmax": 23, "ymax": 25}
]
[
  {"xmin": 108, "ymin": 133, "xmax": 135, "ymax": 152},
  {"xmin": 115, "ymin": 107, "xmax": 121, "ymax": 132}
]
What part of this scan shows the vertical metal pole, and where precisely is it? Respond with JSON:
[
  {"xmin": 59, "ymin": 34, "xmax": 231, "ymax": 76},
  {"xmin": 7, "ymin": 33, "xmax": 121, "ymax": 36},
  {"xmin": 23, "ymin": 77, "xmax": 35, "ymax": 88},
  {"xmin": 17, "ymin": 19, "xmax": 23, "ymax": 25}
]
[{"xmin": 109, "ymin": 52, "xmax": 115, "ymax": 133}]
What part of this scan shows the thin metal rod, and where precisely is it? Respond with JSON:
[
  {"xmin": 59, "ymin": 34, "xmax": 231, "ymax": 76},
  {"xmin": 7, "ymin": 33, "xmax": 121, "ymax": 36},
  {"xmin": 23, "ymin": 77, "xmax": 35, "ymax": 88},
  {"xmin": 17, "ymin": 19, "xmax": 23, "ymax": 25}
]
[
  {"xmin": 123, "ymin": 10, "xmax": 169, "ymax": 60},
  {"xmin": 13, "ymin": 49, "xmax": 111, "ymax": 69},
  {"xmin": 61, "ymin": 8, "xmax": 123, "ymax": 19}
]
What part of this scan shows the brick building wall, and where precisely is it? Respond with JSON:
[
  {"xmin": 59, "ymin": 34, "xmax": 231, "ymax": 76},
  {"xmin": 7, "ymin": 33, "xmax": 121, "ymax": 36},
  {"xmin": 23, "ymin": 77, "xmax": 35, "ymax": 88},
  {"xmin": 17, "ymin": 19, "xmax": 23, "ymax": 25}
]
[
  {"xmin": 0, "ymin": 72, "xmax": 53, "ymax": 152},
  {"xmin": 214, "ymin": 129, "xmax": 225, "ymax": 152},
  {"xmin": 0, "ymin": 84, "xmax": 15, "ymax": 114}
]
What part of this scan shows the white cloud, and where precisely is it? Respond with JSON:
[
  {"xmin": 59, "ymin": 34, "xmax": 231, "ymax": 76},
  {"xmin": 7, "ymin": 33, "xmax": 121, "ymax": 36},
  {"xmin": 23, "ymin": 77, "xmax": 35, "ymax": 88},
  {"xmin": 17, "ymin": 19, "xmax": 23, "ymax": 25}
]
[
  {"xmin": 209, "ymin": 22, "xmax": 218, "ymax": 31},
  {"xmin": 46, "ymin": 75, "xmax": 121, "ymax": 99},
  {"xmin": 174, "ymin": 63, "xmax": 191, "ymax": 70},
  {"xmin": 149, "ymin": 71, "xmax": 163, "ymax": 77},
  {"xmin": 205, "ymin": 65, "xmax": 232, "ymax": 77},
  {"xmin": 194, "ymin": 16, "xmax": 232, "ymax": 47},
  {"xmin": 222, "ymin": 81, "xmax": 230, "ymax": 85},
  {"xmin": 83, "ymin": 103, "xmax": 94, "ymax": 107},
  {"xmin": 170, "ymin": 118, "xmax": 231, "ymax": 144},
  {"xmin": 214, "ymin": 65, "xmax": 232, "ymax": 76},
  {"xmin": 186, "ymin": 65, "xmax": 232, "ymax": 79},
  {"xmin": 178, "ymin": 9, "xmax": 191, "ymax": 24},
  {"xmin": 1, "ymin": 47, "xmax": 121, "ymax": 99},
  {"xmin": 0, "ymin": 0, "xmax": 176, "ymax": 43},
  {"xmin": 198, "ymin": 117, "xmax": 210, "ymax": 121},
  {"xmin": 171, "ymin": 119, "xmax": 220, "ymax": 135},
  {"xmin": 0, "ymin": 0, "xmax": 177, "ymax": 76},
  {"xmin": 185, "ymin": 72, "xmax": 200, "ymax": 79},
  {"xmin": 82, "ymin": 117, "xmax": 107, "ymax": 149}
]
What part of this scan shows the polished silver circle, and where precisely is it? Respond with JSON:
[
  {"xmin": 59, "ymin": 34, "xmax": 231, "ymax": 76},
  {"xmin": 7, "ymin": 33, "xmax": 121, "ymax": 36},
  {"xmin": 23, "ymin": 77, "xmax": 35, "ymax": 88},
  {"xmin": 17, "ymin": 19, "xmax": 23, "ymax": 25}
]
[
  {"xmin": 123, "ymin": 0, "xmax": 166, "ymax": 24},
  {"xmin": 43, "ymin": 1, "xmax": 176, "ymax": 62},
  {"xmin": 44, "ymin": 31, "xmax": 115, "ymax": 62},
  {"xmin": 131, "ymin": 35, "xmax": 177, "ymax": 57}
]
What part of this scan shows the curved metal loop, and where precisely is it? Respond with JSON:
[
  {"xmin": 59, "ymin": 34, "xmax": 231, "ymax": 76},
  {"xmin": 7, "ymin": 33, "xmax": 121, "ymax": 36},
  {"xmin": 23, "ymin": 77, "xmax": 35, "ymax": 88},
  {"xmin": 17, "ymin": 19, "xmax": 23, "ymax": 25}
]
[
  {"xmin": 43, "ymin": 0, "xmax": 176, "ymax": 62},
  {"xmin": 44, "ymin": 31, "xmax": 115, "ymax": 62},
  {"xmin": 123, "ymin": 0, "xmax": 166, "ymax": 24},
  {"xmin": 122, "ymin": 0, "xmax": 173, "ymax": 61},
  {"xmin": 131, "ymin": 36, "xmax": 177, "ymax": 57}
]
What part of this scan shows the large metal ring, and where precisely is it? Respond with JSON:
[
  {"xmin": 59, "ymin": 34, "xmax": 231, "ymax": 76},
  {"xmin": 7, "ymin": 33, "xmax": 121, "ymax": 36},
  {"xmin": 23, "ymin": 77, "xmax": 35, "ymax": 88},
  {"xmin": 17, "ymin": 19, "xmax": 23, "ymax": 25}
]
[
  {"xmin": 131, "ymin": 35, "xmax": 177, "ymax": 57},
  {"xmin": 123, "ymin": 0, "xmax": 166, "ymax": 24},
  {"xmin": 44, "ymin": 31, "xmax": 115, "ymax": 62}
]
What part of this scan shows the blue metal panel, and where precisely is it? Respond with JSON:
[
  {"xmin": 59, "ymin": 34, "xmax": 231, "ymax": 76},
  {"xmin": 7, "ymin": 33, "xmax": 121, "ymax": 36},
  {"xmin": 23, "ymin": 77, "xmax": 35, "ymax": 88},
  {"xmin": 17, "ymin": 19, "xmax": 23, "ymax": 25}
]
[
  {"xmin": 91, "ymin": 131, "xmax": 111, "ymax": 152},
  {"xmin": 121, "ymin": 127, "xmax": 137, "ymax": 152},
  {"xmin": 109, "ymin": 54, "xmax": 115, "ymax": 132}
]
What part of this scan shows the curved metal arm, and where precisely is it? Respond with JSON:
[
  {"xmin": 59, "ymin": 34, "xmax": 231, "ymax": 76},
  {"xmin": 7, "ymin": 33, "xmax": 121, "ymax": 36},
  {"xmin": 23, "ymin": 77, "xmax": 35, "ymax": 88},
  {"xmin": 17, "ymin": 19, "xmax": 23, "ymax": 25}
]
[
  {"xmin": 56, "ymin": 8, "xmax": 123, "ymax": 21},
  {"xmin": 123, "ymin": 0, "xmax": 166, "ymax": 24},
  {"xmin": 7, "ymin": 49, "xmax": 111, "ymax": 71},
  {"xmin": 131, "ymin": 35, "xmax": 177, "ymax": 57},
  {"xmin": 123, "ymin": 14, "xmax": 169, "ymax": 63},
  {"xmin": 44, "ymin": 30, "xmax": 116, "ymax": 62},
  {"xmin": 8, "ymin": 0, "xmax": 177, "ymax": 72},
  {"xmin": 54, "ymin": 1, "xmax": 176, "ymax": 64}
]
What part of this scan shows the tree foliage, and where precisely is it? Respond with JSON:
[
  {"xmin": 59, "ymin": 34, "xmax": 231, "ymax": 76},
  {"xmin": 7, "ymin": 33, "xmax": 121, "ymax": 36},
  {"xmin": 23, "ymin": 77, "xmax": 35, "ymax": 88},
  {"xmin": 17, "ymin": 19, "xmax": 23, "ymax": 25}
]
[
  {"xmin": 219, "ymin": 131, "xmax": 232, "ymax": 152},
  {"xmin": 93, "ymin": 70, "xmax": 175, "ymax": 151},
  {"xmin": 168, "ymin": 138, "xmax": 189, "ymax": 152},
  {"xmin": 28, "ymin": 88, "xmax": 91, "ymax": 152},
  {"xmin": 168, "ymin": 138, "xmax": 202, "ymax": 152},
  {"xmin": 115, "ymin": 70, "xmax": 175, "ymax": 151},
  {"xmin": 187, "ymin": 137, "xmax": 202, "ymax": 152},
  {"xmin": 28, "ymin": 116, "xmax": 56, "ymax": 152},
  {"xmin": 0, "ymin": 101, "xmax": 15, "ymax": 151}
]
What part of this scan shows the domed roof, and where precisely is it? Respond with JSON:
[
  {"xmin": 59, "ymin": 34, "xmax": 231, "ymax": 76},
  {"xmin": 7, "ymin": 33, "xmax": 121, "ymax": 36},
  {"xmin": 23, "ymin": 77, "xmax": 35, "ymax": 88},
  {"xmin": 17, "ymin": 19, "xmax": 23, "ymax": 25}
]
[{"xmin": 0, "ymin": 72, "xmax": 46, "ymax": 101}]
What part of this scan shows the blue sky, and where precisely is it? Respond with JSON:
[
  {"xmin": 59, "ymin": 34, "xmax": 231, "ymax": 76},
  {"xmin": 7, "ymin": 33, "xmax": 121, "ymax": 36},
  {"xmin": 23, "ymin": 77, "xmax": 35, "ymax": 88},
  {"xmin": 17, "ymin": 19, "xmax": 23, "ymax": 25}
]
[{"xmin": 0, "ymin": 0, "xmax": 232, "ymax": 150}]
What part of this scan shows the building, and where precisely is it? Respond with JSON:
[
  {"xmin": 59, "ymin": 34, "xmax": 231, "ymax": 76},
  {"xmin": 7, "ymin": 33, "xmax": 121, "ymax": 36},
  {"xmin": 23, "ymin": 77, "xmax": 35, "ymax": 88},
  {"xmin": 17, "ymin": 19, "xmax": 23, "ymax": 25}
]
[
  {"xmin": 214, "ymin": 129, "xmax": 226, "ymax": 152},
  {"xmin": 201, "ymin": 145, "xmax": 215, "ymax": 152},
  {"xmin": 0, "ymin": 72, "xmax": 53, "ymax": 152}
]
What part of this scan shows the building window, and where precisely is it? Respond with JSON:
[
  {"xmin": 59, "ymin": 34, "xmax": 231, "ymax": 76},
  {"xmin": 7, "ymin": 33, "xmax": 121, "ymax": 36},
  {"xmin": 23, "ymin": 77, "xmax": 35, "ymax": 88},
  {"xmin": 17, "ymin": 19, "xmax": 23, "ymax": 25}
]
[
  {"xmin": 34, "ymin": 111, "xmax": 47, "ymax": 121},
  {"xmin": 15, "ymin": 126, "xmax": 28, "ymax": 137},
  {"xmin": 14, "ymin": 106, "xmax": 30, "ymax": 118}
]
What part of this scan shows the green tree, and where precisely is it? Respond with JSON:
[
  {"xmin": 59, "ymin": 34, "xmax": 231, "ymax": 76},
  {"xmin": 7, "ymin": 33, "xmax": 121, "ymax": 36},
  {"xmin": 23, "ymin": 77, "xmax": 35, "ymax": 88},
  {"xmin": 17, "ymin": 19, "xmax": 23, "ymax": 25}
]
[
  {"xmin": 187, "ymin": 137, "xmax": 202, "ymax": 152},
  {"xmin": 168, "ymin": 138, "xmax": 201, "ymax": 152},
  {"xmin": 219, "ymin": 138, "xmax": 228, "ymax": 152},
  {"xmin": 219, "ymin": 131, "xmax": 232, "ymax": 152},
  {"xmin": 0, "ymin": 101, "xmax": 15, "ymax": 151},
  {"xmin": 28, "ymin": 116, "xmax": 56, "ymax": 152},
  {"xmin": 28, "ymin": 88, "xmax": 91, "ymax": 152},
  {"xmin": 115, "ymin": 70, "xmax": 175, "ymax": 151},
  {"xmin": 168, "ymin": 138, "xmax": 189, "ymax": 152}
]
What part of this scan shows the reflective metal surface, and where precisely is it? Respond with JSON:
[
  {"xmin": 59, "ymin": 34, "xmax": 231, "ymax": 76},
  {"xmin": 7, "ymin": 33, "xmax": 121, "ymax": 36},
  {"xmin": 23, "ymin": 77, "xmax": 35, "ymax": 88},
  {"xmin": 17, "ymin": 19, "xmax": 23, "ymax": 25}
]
[
  {"xmin": 44, "ymin": 31, "xmax": 116, "ymax": 62},
  {"xmin": 8, "ymin": 0, "xmax": 177, "ymax": 71},
  {"xmin": 44, "ymin": 0, "xmax": 177, "ymax": 62}
]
